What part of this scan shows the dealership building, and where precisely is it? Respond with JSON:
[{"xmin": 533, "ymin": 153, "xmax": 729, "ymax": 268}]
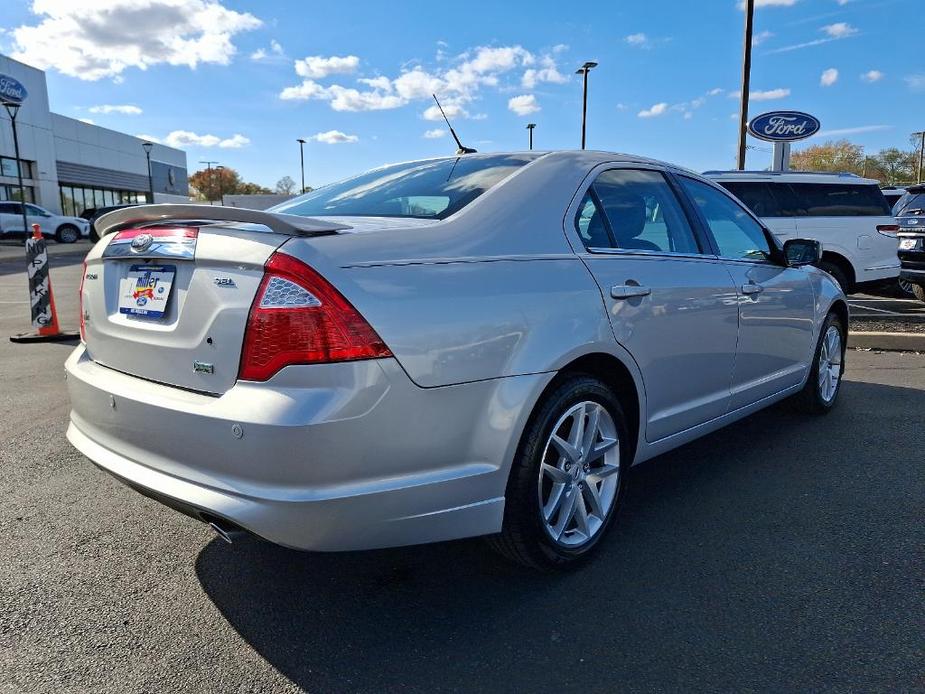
[{"xmin": 0, "ymin": 54, "xmax": 189, "ymax": 216}]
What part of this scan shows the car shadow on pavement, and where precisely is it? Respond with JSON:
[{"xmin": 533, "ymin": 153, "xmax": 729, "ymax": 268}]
[{"xmin": 195, "ymin": 380, "xmax": 923, "ymax": 692}]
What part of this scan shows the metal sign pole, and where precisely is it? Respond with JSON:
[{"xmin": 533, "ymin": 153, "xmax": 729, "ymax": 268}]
[
  {"xmin": 771, "ymin": 142, "xmax": 791, "ymax": 171},
  {"xmin": 3, "ymin": 102, "xmax": 29, "ymax": 244}
]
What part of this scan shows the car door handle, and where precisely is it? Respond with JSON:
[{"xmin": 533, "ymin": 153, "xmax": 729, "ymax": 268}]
[
  {"xmin": 611, "ymin": 284, "xmax": 651, "ymax": 299},
  {"xmin": 741, "ymin": 283, "xmax": 764, "ymax": 295}
]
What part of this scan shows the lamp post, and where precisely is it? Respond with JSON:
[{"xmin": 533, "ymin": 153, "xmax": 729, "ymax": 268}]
[
  {"xmin": 141, "ymin": 141, "xmax": 154, "ymax": 203},
  {"xmin": 526, "ymin": 123, "xmax": 536, "ymax": 150},
  {"xmin": 199, "ymin": 160, "xmax": 219, "ymax": 205},
  {"xmin": 2, "ymin": 101, "xmax": 29, "ymax": 242},
  {"xmin": 914, "ymin": 131, "xmax": 925, "ymax": 184},
  {"xmin": 297, "ymin": 138, "xmax": 307, "ymax": 193},
  {"xmin": 736, "ymin": 0, "xmax": 755, "ymax": 170},
  {"xmin": 575, "ymin": 61, "xmax": 598, "ymax": 150},
  {"xmin": 215, "ymin": 165, "xmax": 225, "ymax": 206}
]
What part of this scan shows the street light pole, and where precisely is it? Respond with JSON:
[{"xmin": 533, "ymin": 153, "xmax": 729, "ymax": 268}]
[
  {"xmin": 526, "ymin": 123, "xmax": 536, "ymax": 150},
  {"xmin": 736, "ymin": 0, "xmax": 755, "ymax": 170},
  {"xmin": 199, "ymin": 160, "xmax": 219, "ymax": 205},
  {"xmin": 914, "ymin": 131, "xmax": 925, "ymax": 184},
  {"xmin": 297, "ymin": 138, "xmax": 307, "ymax": 193},
  {"xmin": 142, "ymin": 141, "xmax": 154, "ymax": 203},
  {"xmin": 215, "ymin": 165, "xmax": 225, "ymax": 206},
  {"xmin": 3, "ymin": 101, "xmax": 29, "ymax": 241},
  {"xmin": 575, "ymin": 62, "xmax": 598, "ymax": 150}
]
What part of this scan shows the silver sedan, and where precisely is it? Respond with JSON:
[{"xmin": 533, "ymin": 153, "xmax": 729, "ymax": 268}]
[{"xmin": 66, "ymin": 151, "xmax": 847, "ymax": 569}]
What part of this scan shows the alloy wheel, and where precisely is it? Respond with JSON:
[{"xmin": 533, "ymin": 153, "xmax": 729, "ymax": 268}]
[
  {"xmin": 818, "ymin": 325, "xmax": 843, "ymax": 403},
  {"xmin": 537, "ymin": 401, "xmax": 620, "ymax": 548}
]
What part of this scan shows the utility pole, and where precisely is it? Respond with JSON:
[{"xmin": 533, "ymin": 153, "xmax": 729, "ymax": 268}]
[
  {"xmin": 2, "ymin": 101, "xmax": 29, "ymax": 241},
  {"xmin": 736, "ymin": 0, "xmax": 755, "ymax": 170},
  {"xmin": 575, "ymin": 62, "xmax": 598, "ymax": 150},
  {"xmin": 142, "ymin": 141, "xmax": 154, "ymax": 203},
  {"xmin": 215, "ymin": 165, "xmax": 225, "ymax": 206},
  {"xmin": 199, "ymin": 160, "xmax": 219, "ymax": 205},
  {"xmin": 526, "ymin": 123, "xmax": 536, "ymax": 150},
  {"xmin": 914, "ymin": 131, "xmax": 925, "ymax": 184}
]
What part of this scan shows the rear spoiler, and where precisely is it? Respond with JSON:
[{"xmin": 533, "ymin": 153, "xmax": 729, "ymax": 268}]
[{"xmin": 96, "ymin": 204, "xmax": 352, "ymax": 238}]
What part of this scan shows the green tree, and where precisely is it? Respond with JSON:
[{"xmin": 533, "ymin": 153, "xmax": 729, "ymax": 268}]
[{"xmin": 790, "ymin": 140, "xmax": 865, "ymax": 175}]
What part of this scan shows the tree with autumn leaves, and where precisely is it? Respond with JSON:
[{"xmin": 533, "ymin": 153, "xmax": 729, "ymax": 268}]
[
  {"xmin": 790, "ymin": 138, "xmax": 921, "ymax": 184},
  {"xmin": 188, "ymin": 166, "xmax": 272, "ymax": 201}
]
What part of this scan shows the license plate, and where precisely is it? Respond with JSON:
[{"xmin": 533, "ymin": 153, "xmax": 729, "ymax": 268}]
[
  {"xmin": 899, "ymin": 238, "xmax": 918, "ymax": 250},
  {"xmin": 118, "ymin": 264, "xmax": 176, "ymax": 318}
]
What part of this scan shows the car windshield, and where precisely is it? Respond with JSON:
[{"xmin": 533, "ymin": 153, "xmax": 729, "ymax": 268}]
[
  {"xmin": 894, "ymin": 191, "xmax": 925, "ymax": 216},
  {"xmin": 271, "ymin": 153, "xmax": 542, "ymax": 220}
]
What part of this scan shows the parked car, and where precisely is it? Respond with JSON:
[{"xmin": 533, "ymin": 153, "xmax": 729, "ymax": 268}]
[
  {"xmin": 704, "ymin": 171, "xmax": 899, "ymax": 293},
  {"xmin": 66, "ymin": 152, "xmax": 847, "ymax": 569},
  {"xmin": 895, "ymin": 183, "xmax": 925, "ymax": 302},
  {"xmin": 882, "ymin": 186, "xmax": 908, "ymax": 211},
  {"xmin": 80, "ymin": 204, "xmax": 144, "ymax": 242},
  {"xmin": 0, "ymin": 201, "xmax": 90, "ymax": 243}
]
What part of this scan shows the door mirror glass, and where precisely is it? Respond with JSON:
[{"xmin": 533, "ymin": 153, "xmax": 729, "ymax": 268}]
[{"xmin": 783, "ymin": 238, "xmax": 821, "ymax": 267}]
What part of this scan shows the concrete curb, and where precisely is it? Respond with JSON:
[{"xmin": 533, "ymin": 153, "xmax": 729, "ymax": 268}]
[{"xmin": 848, "ymin": 331, "xmax": 925, "ymax": 352}]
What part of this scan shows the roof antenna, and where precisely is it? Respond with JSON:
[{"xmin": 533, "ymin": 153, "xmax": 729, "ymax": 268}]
[{"xmin": 432, "ymin": 94, "xmax": 477, "ymax": 155}]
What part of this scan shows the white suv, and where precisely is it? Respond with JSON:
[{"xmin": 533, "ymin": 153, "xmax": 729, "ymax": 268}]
[
  {"xmin": 704, "ymin": 171, "xmax": 898, "ymax": 292},
  {"xmin": 0, "ymin": 201, "xmax": 90, "ymax": 243}
]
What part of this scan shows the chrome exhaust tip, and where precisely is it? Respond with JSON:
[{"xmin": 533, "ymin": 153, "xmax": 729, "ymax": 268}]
[{"xmin": 208, "ymin": 520, "xmax": 247, "ymax": 544}]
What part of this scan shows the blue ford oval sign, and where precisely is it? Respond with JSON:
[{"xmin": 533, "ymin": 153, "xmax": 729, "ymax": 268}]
[
  {"xmin": 0, "ymin": 73, "xmax": 28, "ymax": 105},
  {"xmin": 748, "ymin": 111, "xmax": 820, "ymax": 142}
]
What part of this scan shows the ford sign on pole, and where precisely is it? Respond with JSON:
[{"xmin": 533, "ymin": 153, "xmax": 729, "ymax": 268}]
[
  {"xmin": 748, "ymin": 111, "xmax": 820, "ymax": 142},
  {"xmin": 0, "ymin": 73, "xmax": 28, "ymax": 105}
]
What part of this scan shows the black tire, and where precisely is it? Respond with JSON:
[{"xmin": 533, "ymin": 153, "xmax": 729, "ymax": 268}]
[
  {"xmin": 817, "ymin": 260, "xmax": 849, "ymax": 294},
  {"xmin": 488, "ymin": 374, "xmax": 629, "ymax": 571},
  {"xmin": 793, "ymin": 312, "xmax": 846, "ymax": 414},
  {"xmin": 55, "ymin": 224, "xmax": 80, "ymax": 244},
  {"xmin": 911, "ymin": 283, "xmax": 925, "ymax": 303}
]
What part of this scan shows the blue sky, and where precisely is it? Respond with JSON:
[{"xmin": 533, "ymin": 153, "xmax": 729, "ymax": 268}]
[{"xmin": 2, "ymin": 0, "xmax": 922, "ymax": 188}]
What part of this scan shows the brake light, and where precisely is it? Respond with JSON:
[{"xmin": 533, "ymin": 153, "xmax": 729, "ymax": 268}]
[
  {"xmin": 877, "ymin": 224, "xmax": 899, "ymax": 238},
  {"xmin": 239, "ymin": 252, "xmax": 392, "ymax": 381},
  {"xmin": 78, "ymin": 260, "xmax": 87, "ymax": 343}
]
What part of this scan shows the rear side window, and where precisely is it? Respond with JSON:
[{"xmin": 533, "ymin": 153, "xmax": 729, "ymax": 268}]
[
  {"xmin": 0, "ymin": 203, "xmax": 20, "ymax": 214},
  {"xmin": 576, "ymin": 169, "xmax": 700, "ymax": 254},
  {"xmin": 718, "ymin": 182, "xmax": 802, "ymax": 217},
  {"xmin": 789, "ymin": 183, "xmax": 891, "ymax": 217}
]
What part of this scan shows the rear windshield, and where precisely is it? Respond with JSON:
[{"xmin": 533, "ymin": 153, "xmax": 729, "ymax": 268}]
[
  {"xmin": 894, "ymin": 191, "xmax": 925, "ymax": 216},
  {"xmin": 272, "ymin": 154, "xmax": 541, "ymax": 220},
  {"xmin": 719, "ymin": 181, "xmax": 892, "ymax": 217}
]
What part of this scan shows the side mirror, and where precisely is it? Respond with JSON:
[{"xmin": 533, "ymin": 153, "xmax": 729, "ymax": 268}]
[{"xmin": 783, "ymin": 238, "xmax": 821, "ymax": 267}]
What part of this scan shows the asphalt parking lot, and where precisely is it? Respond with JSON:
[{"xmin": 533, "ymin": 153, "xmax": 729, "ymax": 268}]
[{"xmin": 2, "ymin": 252, "xmax": 923, "ymax": 692}]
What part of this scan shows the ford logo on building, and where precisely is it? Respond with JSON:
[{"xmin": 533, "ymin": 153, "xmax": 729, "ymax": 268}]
[
  {"xmin": 0, "ymin": 74, "xmax": 28, "ymax": 105},
  {"xmin": 748, "ymin": 111, "xmax": 820, "ymax": 142}
]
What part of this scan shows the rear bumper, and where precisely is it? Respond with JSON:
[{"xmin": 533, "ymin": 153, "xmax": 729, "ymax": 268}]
[{"xmin": 65, "ymin": 346, "xmax": 548, "ymax": 551}]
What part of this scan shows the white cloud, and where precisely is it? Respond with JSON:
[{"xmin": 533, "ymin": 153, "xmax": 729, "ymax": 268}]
[
  {"xmin": 11, "ymin": 0, "xmax": 261, "ymax": 81},
  {"xmin": 708, "ymin": 87, "xmax": 724, "ymax": 96},
  {"xmin": 552, "ymin": 43, "xmax": 568, "ymax": 53},
  {"xmin": 423, "ymin": 128, "xmax": 446, "ymax": 139},
  {"xmin": 422, "ymin": 102, "xmax": 468, "ymax": 121},
  {"xmin": 820, "ymin": 68, "xmax": 838, "ymax": 86},
  {"xmin": 625, "ymin": 33, "xmax": 649, "ymax": 47},
  {"xmin": 357, "ymin": 75, "xmax": 393, "ymax": 91},
  {"xmin": 508, "ymin": 94, "xmax": 540, "ymax": 116},
  {"xmin": 905, "ymin": 74, "xmax": 925, "ymax": 92},
  {"xmin": 78, "ymin": 118, "xmax": 95, "ymax": 124},
  {"xmin": 392, "ymin": 68, "xmax": 444, "ymax": 100},
  {"xmin": 739, "ymin": 0, "xmax": 797, "ymax": 8},
  {"xmin": 326, "ymin": 85, "xmax": 405, "ymax": 112},
  {"xmin": 279, "ymin": 79, "xmax": 328, "ymax": 101},
  {"xmin": 311, "ymin": 130, "xmax": 358, "ymax": 144},
  {"xmin": 861, "ymin": 70, "xmax": 884, "ymax": 83},
  {"xmin": 160, "ymin": 130, "xmax": 250, "ymax": 149},
  {"xmin": 522, "ymin": 56, "xmax": 567, "ymax": 89},
  {"xmin": 810, "ymin": 124, "xmax": 891, "ymax": 138},
  {"xmin": 752, "ymin": 30, "xmax": 774, "ymax": 46},
  {"xmin": 638, "ymin": 102, "xmax": 669, "ymax": 118},
  {"xmin": 615, "ymin": 103, "xmax": 628, "ymax": 111},
  {"xmin": 729, "ymin": 87, "xmax": 791, "ymax": 101},
  {"xmin": 250, "ymin": 39, "xmax": 283, "ymax": 61},
  {"xmin": 88, "ymin": 104, "xmax": 142, "ymax": 115},
  {"xmin": 822, "ymin": 22, "xmax": 857, "ymax": 38},
  {"xmin": 295, "ymin": 55, "xmax": 359, "ymax": 79},
  {"xmin": 136, "ymin": 134, "xmax": 161, "ymax": 143}
]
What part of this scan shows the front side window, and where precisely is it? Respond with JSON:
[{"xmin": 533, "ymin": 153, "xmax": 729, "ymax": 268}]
[
  {"xmin": 576, "ymin": 169, "xmax": 700, "ymax": 254},
  {"xmin": 272, "ymin": 154, "xmax": 541, "ymax": 220},
  {"xmin": 680, "ymin": 177, "xmax": 772, "ymax": 261}
]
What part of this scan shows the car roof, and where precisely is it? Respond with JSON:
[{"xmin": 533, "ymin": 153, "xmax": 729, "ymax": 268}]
[{"xmin": 702, "ymin": 170, "xmax": 881, "ymax": 186}]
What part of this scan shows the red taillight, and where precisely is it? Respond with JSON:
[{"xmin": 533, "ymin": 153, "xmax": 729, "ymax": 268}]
[
  {"xmin": 238, "ymin": 252, "xmax": 392, "ymax": 381},
  {"xmin": 78, "ymin": 260, "xmax": 87, "ymax": 343},
  {"xmin": 877, "ymin": 224, "xmax": 900, "ymax": 237}
]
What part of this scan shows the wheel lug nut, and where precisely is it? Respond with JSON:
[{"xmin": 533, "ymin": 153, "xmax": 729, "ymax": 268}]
[
  {"xmin": 578, "ymin": 482, "xmax": 584, "ymax": 490},
  {"xmin": 583, "ymin": 464, "xmax": 590, "ymax": 472},
  {"xmin": 564, "ymin": 462, "xmax": 571, "ymax": 471}
]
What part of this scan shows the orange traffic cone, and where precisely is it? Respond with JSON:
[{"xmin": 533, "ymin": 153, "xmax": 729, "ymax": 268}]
[{"xmin": 9, "ymin": 224, "xmax": 80, "ymax": 343}]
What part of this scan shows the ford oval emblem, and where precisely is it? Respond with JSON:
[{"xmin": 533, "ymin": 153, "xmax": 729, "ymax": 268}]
[
  {"xmin": 748, "ymin": 111, "xmax": 821, "ymax": 142},
  {"xmin": 131, "ymin": 233, "xmax": 154, "ymax": 252},
  {"xmin": 0, "ymin": 73, "xmax": 28, "ymax": 105}
]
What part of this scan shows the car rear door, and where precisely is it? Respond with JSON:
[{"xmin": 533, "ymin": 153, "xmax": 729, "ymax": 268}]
[
  {"xmin": 570, "ymin": 166, "xmax": 740, "ymax": 442},
  {"xmin": 678, "ymin": 175, "xmax": 816, "ymax": 409}
]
